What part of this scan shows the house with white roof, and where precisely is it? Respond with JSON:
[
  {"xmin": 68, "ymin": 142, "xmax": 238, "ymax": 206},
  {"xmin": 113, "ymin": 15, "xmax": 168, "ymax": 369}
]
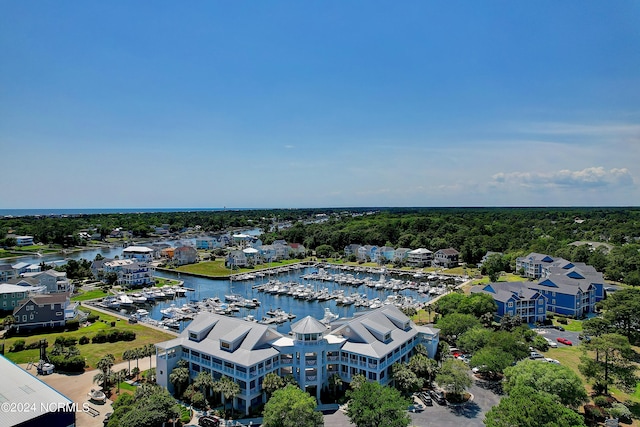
[
  {"xmin": 14, "ymin": 235, "xmax": 34, "ymax": 246},
  {"xmin": 156, "ymin": 306, "xmax": 439, "ymax": 414},
  {"xmin": 407, "ymin": 248, "xmax": 433, "ymax": 267},
  {"xmin": 0, "ymin": 283, "xmax": 42, "ymax": 312},
  {"xmin": 122, "ymin": 246, "xmax": 154, "ymax": 262}
]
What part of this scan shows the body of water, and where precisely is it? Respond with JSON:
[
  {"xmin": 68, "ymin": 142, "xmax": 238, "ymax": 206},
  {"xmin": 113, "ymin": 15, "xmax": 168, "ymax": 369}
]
[{"xmin": 0, "ymin": 208, "xmax": 239, "ymax": 217}]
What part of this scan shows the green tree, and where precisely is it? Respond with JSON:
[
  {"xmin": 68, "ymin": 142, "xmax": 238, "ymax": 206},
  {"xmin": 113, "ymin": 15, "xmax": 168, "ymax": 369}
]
[
  {"xmin": 408, "ymin": 353, "xmax": 439, "ymax": 384},
  {"xmin": 481, "ymin": 253, "xmax": 509, "ymax": 282},
  {"xmin": 169, "ymin": 366, "xmax": 190, "ymax": 398},
  {"xmin": 262, "ymin": 372, "xmax": 286, "ymax": 399},
  {"xmin": 315, "ymin": 244, "xmax": 335, "ymax": 258},
  {"xmin": 346, "ymin": 381, "xmax": 410, "ymax": 427},
  {"xmin": 194, "ymin": 371, "xmax": 215, "ymax": 398},
  {"xmin": 435, "ymin": 359, "xmax": 471, "ymax": 400},
  {"xmin": 484, "ymin": 385, "xmax": 586, "ymax": 427},
  {"xmin": 458, "ymin": 293, "xmax": 498, "ymax": 318},
  {"xmin": 433, "ymin": 293, "xmax": 465, "ymax": 316},
  {"xmin": 600, "ymin": 288, "xmax": 640, "ymax": 342},
  {"xmin": 391, "ymin": 363, "xmax": 423, "ymax": 395},
  {"xmin": 436, "ymin": 313, "xmax": 481, "ymax": 340},
  {"xmin": 349, "ymin": 373, "xmax": 367, "ymax": 390},
  {"xmin": 263, "ymin": 384, "xmax": 323, "ymax": 427},
  {"xmin": 470, "ymin": 347, "xmax": 514, "ymax": 380},
  {"xmin": 579, "ymin": 333, "xmax": 638, "ymax": 394},
  {"xmin": 457, "ymin": 326, "xmax": 493, "ymax": 354},
  {"xmin": 503, "ymin": 360, "xmax": 587, "ymax": 407},
  {"xmin": 95, "ymin": 353, "xmax": 115, "ymax": 393},
  {"xmin": 328, "ymin": 373, "xmax": 343, "ymax": 401},
  {"xmin": 214, "ymin": 376, "xmax": 240, "ymax": 417}
]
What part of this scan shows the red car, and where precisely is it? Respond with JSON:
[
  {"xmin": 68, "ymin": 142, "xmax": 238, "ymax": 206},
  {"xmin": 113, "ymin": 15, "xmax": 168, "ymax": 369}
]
[{"xmin": 556, "ymin": 337, "xmax": 573, "ymax": 346}]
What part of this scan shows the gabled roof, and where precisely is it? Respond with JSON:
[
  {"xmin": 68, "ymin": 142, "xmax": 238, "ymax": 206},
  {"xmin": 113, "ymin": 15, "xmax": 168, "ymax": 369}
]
[
  {"xmin": 330, "ymin": 306, "xmax": 418, "ymax": 358},
  {"xmin": 166, "ymin": 312, "xmax": 283, "ymax": 366},
  {"xmin": 436, "ymin": 248, "xmax": 459, "ymax": 255},
  {"xmin": 409, "ymin": 248, "xmax": 432, "ymax": 254},
  {"xmin": 123, "ymin": 246, "xmax": 153, "ymax": 253}
]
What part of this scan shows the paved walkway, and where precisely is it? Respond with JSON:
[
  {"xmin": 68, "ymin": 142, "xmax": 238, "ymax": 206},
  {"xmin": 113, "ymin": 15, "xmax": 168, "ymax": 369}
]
[{"xmin": 20, "ymin": 358, "xmax": 156, "ymax": 427}]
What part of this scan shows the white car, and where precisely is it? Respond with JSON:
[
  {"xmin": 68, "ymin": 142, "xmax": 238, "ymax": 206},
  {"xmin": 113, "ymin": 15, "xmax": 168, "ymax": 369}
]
[
  {"xmin": 544, "ymin": 337, "xmax": 558, "ymax": 348},
  {"xmin": 545, "ymin": 358, "xmax": 560, "ymax": 364}
]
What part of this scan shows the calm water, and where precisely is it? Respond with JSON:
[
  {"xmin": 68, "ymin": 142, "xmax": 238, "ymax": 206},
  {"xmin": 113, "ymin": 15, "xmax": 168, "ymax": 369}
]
[{"xmin": 1, "ymin": 239, "xmax": 433, "ymax": 334}]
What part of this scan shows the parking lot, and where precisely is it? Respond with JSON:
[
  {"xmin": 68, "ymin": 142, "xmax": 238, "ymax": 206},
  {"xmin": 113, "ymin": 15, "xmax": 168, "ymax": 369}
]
[{"xmin": 533, "ymin": 326, "xmax": 583, "ymax": 347}]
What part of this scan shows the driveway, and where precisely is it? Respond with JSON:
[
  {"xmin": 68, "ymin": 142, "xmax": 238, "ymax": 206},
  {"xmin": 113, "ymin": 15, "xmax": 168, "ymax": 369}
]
[{"xmin": 533, "ymin": 327, "xmax": 582, "ymax": 347}]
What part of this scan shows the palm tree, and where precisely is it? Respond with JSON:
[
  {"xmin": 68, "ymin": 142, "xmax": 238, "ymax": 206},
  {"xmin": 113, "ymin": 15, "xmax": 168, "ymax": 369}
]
[
  {"xmin": 131, "ymin": 367, "xmax": 141, "ymax": 382},
  {"xmin": 96, "ymin": 354, "xmax": 115, "ymax": 393},
  {"xmin": 169, "ymin": 367, "xmax": 190, "ymax": 398},
  {"xmin": 122, "ymin": 349, "xmax": 133, "ymax": 376},
  {"xmin": 328, "ymin": 373, "xmax": 343, "ymax": 401},
  {"xmin": 194, "ymin": 371, "xmax": 215, "ymax": 398},
  {"xmin": 145, "ymin": 343, "xmax": 155, "ymax": 372},
  {"xmin": 215, "ymin": 376, "xmax": 240, "ymax": 417},
  {"xmin": 114, "ymin": 369, "xmax": 128, "ymax": 394},
  {"xmin": 134, "ymin": 347, "xmax": 142, "ymax": 372}
]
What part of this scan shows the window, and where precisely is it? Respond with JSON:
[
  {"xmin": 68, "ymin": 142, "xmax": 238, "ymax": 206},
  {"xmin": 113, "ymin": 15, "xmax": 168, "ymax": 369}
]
[
  {"xmin": 221, "ymin": 341, "xmax": 230, "ymax": 350},
  {"xmin": 56, "ymin": 312, "xmax": 62, "ymax": 316},
  {"xmin": 22, "ymin": 315, "xmax": 27, "ymax": 322},
  {"xmin": 507, "ymin": 302, "xmax": 514, "ymax": 307}
]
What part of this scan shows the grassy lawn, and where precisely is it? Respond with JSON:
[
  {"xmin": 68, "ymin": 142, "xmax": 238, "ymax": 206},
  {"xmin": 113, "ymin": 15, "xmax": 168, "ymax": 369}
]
[
  {"xmin": 3, "ymin": 308, "xmax": 174, "ymax": 369},
  {"xmin": 471, "ymin": 273, "xmax": 527, "ymax": 285},
  {"xmin": 71, "ymin": 289, "xmax": 110, "ymax": 302},
  {"xmin": 0, "ymin": 250, "xmax": 15, "ymax": 259},
  {"xmin": 558, "ymin": 318, "xmax": 583, "ymax": 332},
  {"xmin": 174, "ymin": 258, "xmax": 311, "ymax": 277},
  {"xmin": 412, "ymin": 309, "xmax": 436, "ymax": 324},
  {"xmin": 154, "ymin": 277, "xmax": 182, "ymax": 287}
]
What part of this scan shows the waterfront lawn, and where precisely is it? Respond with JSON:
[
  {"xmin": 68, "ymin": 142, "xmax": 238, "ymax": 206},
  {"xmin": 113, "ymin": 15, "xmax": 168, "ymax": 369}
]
[
  {"xmin": 3, "ymin": 308, "xmax": 174, "ymax": 368},
  {"xmin": 71, "ymin": 289, "xmax": 110, "ymax": 301},
  {"xmin": 0, "ymin": 250, "xmax": 14, "ymax": 259},
  {"xmin": 154, "ymin": 277, "xmax": 182, "ymax": 287},
  {"xmin": 175, "ymin": 258, "xmax": 311, "ymax": 277},
  {"xmin": 471, "ymin": 273, "xmax": 526, "ymax": 285}
]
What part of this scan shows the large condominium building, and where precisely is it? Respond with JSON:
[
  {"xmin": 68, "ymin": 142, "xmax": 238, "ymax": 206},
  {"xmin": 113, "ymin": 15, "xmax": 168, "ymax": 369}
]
[{"xmin": 156, "ymin": 306, "xmax": 439, "ymax": 415}]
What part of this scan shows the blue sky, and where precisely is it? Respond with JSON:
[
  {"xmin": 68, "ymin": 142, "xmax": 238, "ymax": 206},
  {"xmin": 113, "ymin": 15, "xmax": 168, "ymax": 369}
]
[{"xmin": 1, "ymin": 1, "xmax": 639, "ymax": 208}]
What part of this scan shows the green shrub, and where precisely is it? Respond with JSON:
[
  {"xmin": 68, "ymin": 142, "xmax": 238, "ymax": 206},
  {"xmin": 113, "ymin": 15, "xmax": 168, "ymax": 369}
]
[
  {"xmin": 609, "ymin": 402, "xmax": 632, "ymax": 422},
  {"xmin": 49, "ymin": 355, "xmax": 85, "ymax": 373},
  {"xmin": 593, "ymin": 395, "xmax": 613, "ymax": 408},
  {"xmin": 10, "ymin": 339, "xmax": 25, "ymax": 352},
  {"xmin": 78, "ymin": 336, "xmax": 90, "ymax": 345},
  {"xmin": 65, "ymin": 319, "xmax": 79, "ymax": 331},
  {"xmin": 557, "ymin": 317, "xmax": 568, "ymax": 325},
  {"xmin": 87, "ymin": 313, "xmax": 99, "ymax": 323}
]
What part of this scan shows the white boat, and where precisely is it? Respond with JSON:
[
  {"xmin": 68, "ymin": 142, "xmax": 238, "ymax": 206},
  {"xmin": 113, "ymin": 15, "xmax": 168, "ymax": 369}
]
[
  {"xmin": 320, "ymin": 307, "xmax": 339, "ymax": 325},
  {"xmin": 118, "ymin": 293, "xmax": 134, "ymax": 307}
]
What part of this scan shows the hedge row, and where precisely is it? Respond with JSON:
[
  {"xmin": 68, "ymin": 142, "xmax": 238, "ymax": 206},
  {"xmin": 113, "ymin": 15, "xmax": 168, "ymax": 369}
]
[{"xmin": 91, "ymin": 329, "xmax": 136, "ymax": 343}]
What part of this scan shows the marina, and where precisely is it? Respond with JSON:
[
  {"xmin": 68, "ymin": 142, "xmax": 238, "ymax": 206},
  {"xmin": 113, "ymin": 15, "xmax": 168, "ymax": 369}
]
[{"xmin": 89, "ymin": 263, "xmax": 461, "ymax": 333}]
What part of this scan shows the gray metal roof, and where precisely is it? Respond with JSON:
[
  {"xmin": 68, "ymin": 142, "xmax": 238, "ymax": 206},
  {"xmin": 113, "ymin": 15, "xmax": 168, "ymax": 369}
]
[
  {"xmin": 291, "ymin": 316, "xmax": 327, "ymax": 334},
  {"xmin": 0, "ymin": 355, "xmax": 73, "ymax": 426}
]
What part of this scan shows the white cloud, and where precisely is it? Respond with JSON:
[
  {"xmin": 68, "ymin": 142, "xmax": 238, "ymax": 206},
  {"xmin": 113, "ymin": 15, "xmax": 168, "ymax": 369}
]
[{"xmin": 491, "ymin": 167, "xmax": 635, "ymax": 190}]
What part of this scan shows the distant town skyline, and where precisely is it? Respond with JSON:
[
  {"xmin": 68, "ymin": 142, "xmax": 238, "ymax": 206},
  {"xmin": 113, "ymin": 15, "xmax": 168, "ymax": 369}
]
[{"xmin": 1, "ymin": 1, "xmax": 639, "ymax": 209}]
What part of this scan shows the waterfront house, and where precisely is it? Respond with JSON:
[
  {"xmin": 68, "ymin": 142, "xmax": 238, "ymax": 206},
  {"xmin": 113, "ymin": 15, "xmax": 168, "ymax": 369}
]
[
  {"xmin": 156, "ymin": 306, "xmax": 439, "ymax": 415},
  {"xmin": 472, "ymin": 282, "xmax": 547, "ymax": 323},
  {"xmin": 15, "ymin": 235, "xmax": 34, "ymax": 246},
  {"xmin": 0, "ymin": 264, "xmax": 16, "ymax": 282},
  {"xmin": 12, "ymin": 292, "xmax": 72, "ymax": 332},
  {"xmin": 11, "ymin": 262, "xmax": 30, "ymax": 275},
  {"xmin": 344, "ymin": 244, "xmax": 362, "ymax": 258},
  {"xmin": 90, "ymin": 258, "xmax": 107, "ymax": 280},
  {"xmin": 103, "ymin": 258, "xmax": 154, "ymax": 287},
  {"xmin": 358, "ymin": 245, "xmax": 378, "ymax": 262},
  {"xmin": 122, "ymin": 246, "xmax": 154, "ymax": 263},
  {"xmin": 378, "ymin": 246, "xmax": 396, "ymax": 263},
  {"xmin": 174, "ymin": 246, "xmax": 198, "ymax": 266},
  {"xmin": 393, "ymin": 248, "xmax": 411, "ymax": 263},
  {"xmin": 288, "ymin": 243, "xmax": 306, "ymax": 257},
  {"xmin": 433, "ymin": 248, "xmax": 460, "ymax": 268},
  {"xmin": 226, "ymin": 250, "xmax": 248, "ymax": 268},
  {"xmin": 407, "ymin": 248, "xmax": 433, "ymax": 267}
]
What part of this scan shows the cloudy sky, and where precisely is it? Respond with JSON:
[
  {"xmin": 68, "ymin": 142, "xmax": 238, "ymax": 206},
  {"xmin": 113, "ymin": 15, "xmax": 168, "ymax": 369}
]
[{"xmin": 1, "ymin": 1, "xmax": 639, "ymax": 209}]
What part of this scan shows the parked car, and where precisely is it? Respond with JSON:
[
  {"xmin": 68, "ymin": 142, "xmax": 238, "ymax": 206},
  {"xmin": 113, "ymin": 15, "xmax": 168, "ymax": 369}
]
[
  {"xmin": 420, "ymin": 393, "xmax": 433, "ymax": 406},
  {"xmin": 529, "ymin": 351, "xmax": 545, "ymax": 359},
  {"xmin": 430, "ymin": 389, "xmax": 447, "ymax": 406},
  {"xmin": 544, "ymin": 337, "xmax": 558, "ymax": 348},
  {"xmin": 408, "ymin": 403, "xmax": 425, "ymax": 412},
  {"xmin": 553, "ymin": 325, "xmax": 565, "ymax": 331},
  {"xmin": 578, "ymin": 334, "xmax": 591, "ymax": 342},
  {"xmin": 545, "ymin": 358, "xmax": 560, "ymax": 364},
  {"xmin": 557, "ymin": 337, "xmax": 573, "ymax": 346},
  {"xmin": 198, "ymin": 416, "xmax": 221, "ymax": 427}
]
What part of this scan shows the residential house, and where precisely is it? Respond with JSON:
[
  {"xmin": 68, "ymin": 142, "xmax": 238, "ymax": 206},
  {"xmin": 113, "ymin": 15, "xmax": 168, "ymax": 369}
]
[
  {"xmin": 393, "ymin": 248, "xmax": 411, "ymax": 263},
  {"xmin": 0, "ymin": 264, "xmax": 16, "ymax": 282},
  {"xmin": 156, "ymin": 305, "xmax": 439, "ymax": 415},
  {"xmin": 477, "ymin": 251, "xmax": 503, "ymax": 268},
  {"xmin": 242, "ymin": 248, "xmax": 261, "ymax": 266},
  {"xmin": 122, "ymin": 246, "xmax": 154, "ymax": 262},
  {"xmin": 0, "ymin": 283, "xmax": 41, "ymax": 312},
  {"xmin": 472, "ymin": 282, "xmax": 547, "ymax": 323},
  {"xmin": 11, "ymin": 262, "xmax": 30, "ymax": 275},
  {"xmin": 433, "ymin": 248, "xmax": 460, "ymax": 268},
  {"xmin": 196, "ymin": 237, "xmax": 221, "ymax": 250},
  {"xmin": 272, "ymin": 240, "xmax": 290, "ymax": 260},
  {"xmin": 344, "ymin": 244, "xmax": 362, "ymax": 258},
  {"xmin": 358, "ymin": 245, "xmax": 378, "ymax": 262},
  {"xmin": 174, "ymin": 246, "xmax": 198, "ymax": 266},
  {"xmin": 90, "ymin": 258, "xmax": 107, "ymax": 280},
  {"xmin": 12, "ymin": 293, "xmax": 72, "ymax": 331},
  {"xmin": 34, "ymin": 270, "xmax": 72, "ymax": 293},
  {"xmin": 226, "ymin": 250, "xmax": 248, "ymax": 268},
  {"xmin": 407, "ymin": 248, "xmax": 433, "ymax": 267},
  {"xmin": 15, "ymin": 236, "xmax": 34, "ymax": 246},
  {"xmin": 377, "ymin": 246, "xmax": 396, "ymax": 263},
  {"xmin": 119, "ymin": 261, "xmax": 155, "ymax": 288},
  {"xmin": 288, "ymin": 243, "xmax": 306, "ymax": 257}
]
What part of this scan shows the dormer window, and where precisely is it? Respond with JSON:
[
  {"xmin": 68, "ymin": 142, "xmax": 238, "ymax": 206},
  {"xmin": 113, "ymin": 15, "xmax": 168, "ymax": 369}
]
[
  {"xmin": 384, "ymin": 333, "xmax": 391, "ymax": 341},
  {"xmin": 189, "ymin": 332, "xmax": 198, "ymax": 341},
  {"xmin": 221, "ymin": 341, "xmax": 231, "ymax": 350}
]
